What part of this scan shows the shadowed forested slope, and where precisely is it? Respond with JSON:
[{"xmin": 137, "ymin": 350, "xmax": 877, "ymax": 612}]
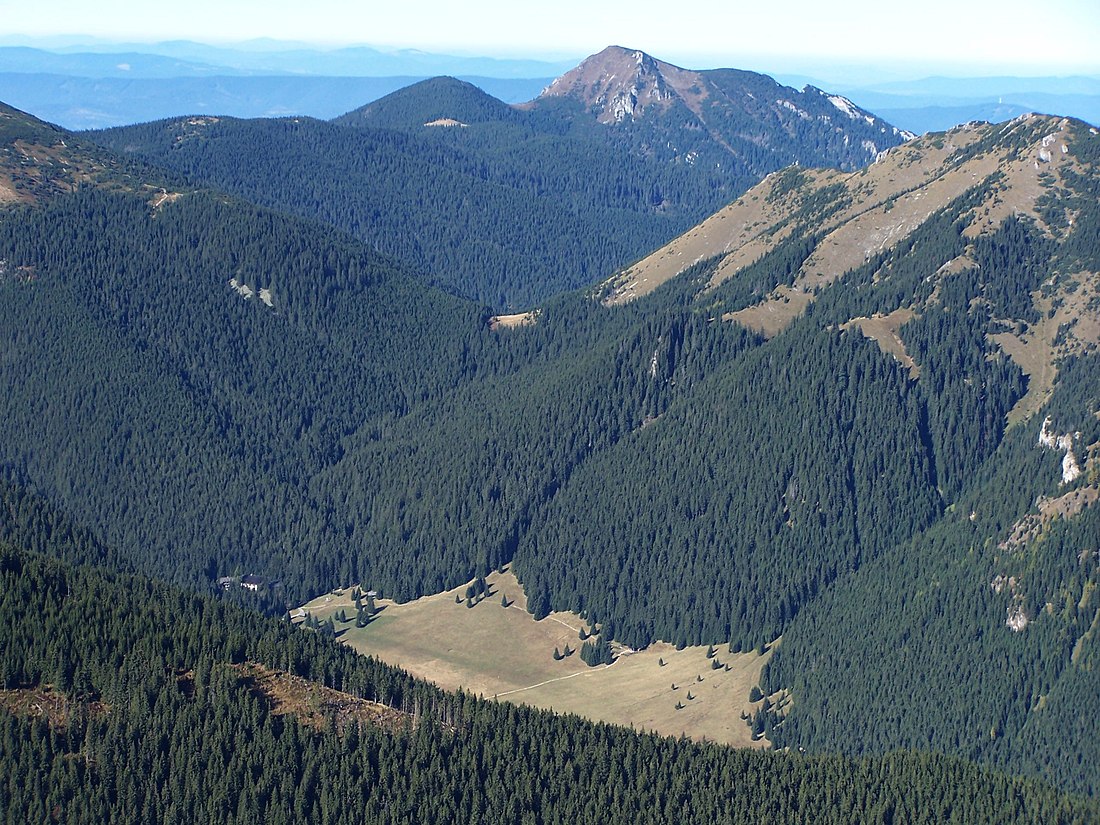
[
  {"xmin": 3, "ymin": 535, "xmax": 1097, "ymax": 823},
  {"xmin": 762, "ymin": 356, "xmax": 1100, "ymax": 796},
  {"xmin": 91, "ymin": 53, "xmax": 907, "ymax": 308},
  {"xmin": 95, "ymin": 110, "xmax": 685, "ymax": 309}
]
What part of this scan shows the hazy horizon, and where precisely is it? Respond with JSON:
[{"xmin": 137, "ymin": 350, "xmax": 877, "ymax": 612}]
[
  {"xmin": 5, "ymin": 0, "xmax": 1099, "ymax": 80},
  {"xmin": 3, "ymin": 34, "xmax": 1100, "ymax": 91}
]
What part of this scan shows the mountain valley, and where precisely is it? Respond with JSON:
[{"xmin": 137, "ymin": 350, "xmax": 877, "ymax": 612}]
[
  {"xmin": 1, "ymin": 43, "xmax": 1100, "ymax": 820},
  {"xmin": 93, "ymin": 46, "xmax": 907, "ymax": 308}
]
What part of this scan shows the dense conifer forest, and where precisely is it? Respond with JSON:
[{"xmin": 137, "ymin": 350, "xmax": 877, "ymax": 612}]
[
  {"xmin": 3, "ymin": 177, "xmax": 1029, "ymax": 653},
  {"xmin": 92, "ymin": 69, "xmax": 904, "ymax": 308},
  {"xmin": 762, "ymin": 354, "xmax": 1100, "ymax": 796},
  {"xmin": 3, "ymin": 539, "xmax": 1098, "ymax": 823},
  {"xmin": 3, "ymin": 99, "xmax": 1100, "ymax": 806}
]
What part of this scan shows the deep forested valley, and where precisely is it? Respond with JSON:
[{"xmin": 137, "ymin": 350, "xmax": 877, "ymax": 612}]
[{"xmin": 2, "ymin": 61, "xmax": 1100, "ymax": 820}]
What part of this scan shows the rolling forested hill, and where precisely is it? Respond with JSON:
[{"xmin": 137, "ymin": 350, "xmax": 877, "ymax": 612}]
[
  {"xmin": 3, "ymin": 93, "xmax": 1100, "ymax": 803},
  {"xmin": 90, "ymin": 47, "xmax": 908, "ymax": 308},
  {"xmin": 5, "ymin": 534, "xmax": 1097, "ymax": 823}
]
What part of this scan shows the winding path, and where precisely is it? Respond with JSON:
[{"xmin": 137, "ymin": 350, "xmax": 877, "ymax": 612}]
[{"xmin": 493, "ymin": 660, "xmax": 616, "ymax": 699}]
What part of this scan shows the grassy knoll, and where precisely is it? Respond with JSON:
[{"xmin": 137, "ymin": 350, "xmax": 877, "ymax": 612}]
[{"xmin": 299, "ymin": 568, "xmax": 772, "ymax": 747}]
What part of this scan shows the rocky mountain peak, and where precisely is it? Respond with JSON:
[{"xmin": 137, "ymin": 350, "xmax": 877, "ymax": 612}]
[{"xmin": 538, "ymin": 45, "xmax": 699, "ymax": 123}]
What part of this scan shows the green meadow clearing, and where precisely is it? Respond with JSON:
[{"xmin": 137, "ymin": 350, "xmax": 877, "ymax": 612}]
[{"xmin": 300, "ymin": 568, "xmax": 774, "ymax": 747}]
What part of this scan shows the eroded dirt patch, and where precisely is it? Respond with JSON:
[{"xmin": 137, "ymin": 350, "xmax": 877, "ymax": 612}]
[
  {"xmin": 489, "ymin": 311, "xmax": 538, "ymax": 330},
  {"xmin": 842, "ymin": 308, "xmax": 919, "ymax": 377},
  {"xmin": 0, "ymin": 686, "xmax": 108, "ymax": 729},
  {"xmin": 232, "ymin": 662, "xmax": 412, "ymax": 732},
  {"xmin": 724, "ymin": 287, "xmax": 812, "ymax": 338},
  {"xmin": 999, "ymin": 485, "xmax": 1099, "ymax": 552}
]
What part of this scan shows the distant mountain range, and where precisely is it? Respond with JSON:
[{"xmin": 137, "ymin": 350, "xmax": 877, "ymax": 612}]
[
  {"xmin": 0, "ymin": 38, "xmax": 1096, "ymax": 131},
  {"xmin": 0, "ymin": 39, "xmax": 575, "ymax": 78},
  {"xmin": 0, "ymin": 40, "xmax": 568, "ymax": 129},
  {"xmin": 788, "ymin": 74, "xmax": 1100, "ymax": 134},
  {"xmin": 0, "ymin": 73, "xmax": 552, "ymax": 129},
  {"xmin": 93, "ymin": 46, "xmax": 906, "ymax": 307}
]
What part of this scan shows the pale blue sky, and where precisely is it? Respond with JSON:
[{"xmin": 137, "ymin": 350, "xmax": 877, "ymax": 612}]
[{"xmin": 5, "ymin": 0, "xmax": 1100, "ymax": 75}]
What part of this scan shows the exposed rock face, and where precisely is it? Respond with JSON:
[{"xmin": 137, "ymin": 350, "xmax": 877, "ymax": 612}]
[
  {"xmin": 1006, "ymin": 603, "xmax": 1030, "ymax": 632},
  {"xmin": 538, "ymin": 46, "xmax": 689, "ymax": 124},
  {"xmin": 535, "ymin": 46, "xmax": 901, "ymax": 155},
  {"xmin": 1039, "ymin": 416, "xmax": 1083, "ymax": 485}
]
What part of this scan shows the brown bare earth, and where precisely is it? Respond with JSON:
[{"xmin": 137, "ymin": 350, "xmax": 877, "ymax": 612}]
[
  {"xmin": 0, "ymin": 686, "xmax": 108, "ymax": 728},
  {"xmin": 0, "ymin": 176, "xmax": 20, "ymax": 203},
  {"xmin": 489, "ymin": 311, "xmax": 538, "ymax": 330},
  {"xmin": 725, "ymin": 287, "xmax": 813, "ymax": 338},
  {"xmin": 841, "ymin": 309, "xmax": 919, "ymax": 378},
  {"xmin": 605, "ymin": 116, "xmax": 1095, "ymax": 347},
  {"xmin": 232, "ymin": 662, "xmax": 412, "ymax": 732},
  {"xmin": 604, "ymin": 169, "xmax": 827, "ymax": 306},
  {"xmin": 149, "ymin": 189, "xmax": 184, "ymax": 210},
  {"xmin": 603, "ymin": 128, "xmax": 979, "ymax": 307},
  {"xmin": 491, "ymin": 640, "xmax": 776, "ymax": 748},
  {"xmin": 300, "ymin": 568, "xmax": 772, "ymax": 748},
  {"xmin": 999, "ymin": 485, "xmax": 1099, "ymax": 553},
  {"xmin": 991, "ymin": 271, "xmax": 1100, "ymax": 425}
]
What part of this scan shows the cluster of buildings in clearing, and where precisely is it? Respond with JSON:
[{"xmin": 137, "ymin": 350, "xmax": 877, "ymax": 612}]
[{"xmin": 216, "ymin": 574, "xmax": 274, "ymax": 592}]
